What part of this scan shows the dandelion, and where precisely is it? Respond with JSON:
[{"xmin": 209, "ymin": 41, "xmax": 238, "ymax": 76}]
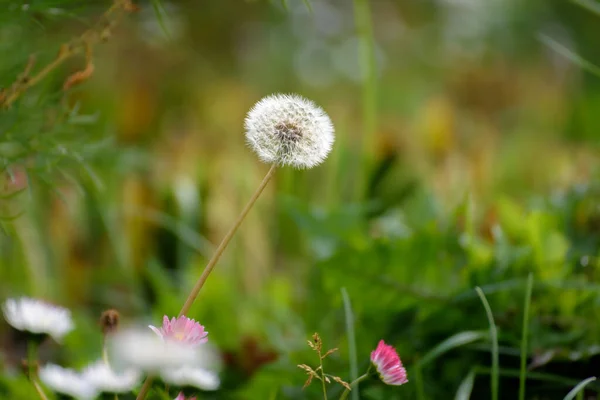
[
  {"xmin": 2, "ymin": 297, "xmax": 74, "ymax": 342},
  {"xmin": 107, "ymin": 328, "xmax": 202, "ymax": 373},
  {"xmin": 149, "ymin": 315, "xmax": 208, "ymax": 345},
  {"xmin": 39, "ymin": 364, "xmax": 98, "ymax": 400},
  {"xmin": 245, "ymin": 93, "xmax": 335, "ymax": 169},
  {"xmin": 175, "ymin": 393, "xmax": 196, "ymax": 400},
  {"xmin": 370, "ymin": 340, "xmax": 408, "ymax": 386},
  {"xmin": 81, "ymin": 360, "xmax": 140, "ymax": 394},
  {"xmin": 138, "ymin": 94, "xmax": 334, "ymax": 400}
]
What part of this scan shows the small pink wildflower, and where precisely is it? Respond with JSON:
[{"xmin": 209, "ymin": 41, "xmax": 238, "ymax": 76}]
[
  {"xmin": 370, "ymin": 340, "xmax": 408, "ymax": 386},
  {"xmin": 149, "ymin": 315, "xmax": 208, "ymax": 345},
  {"xmin": 174, "ymin": 393, "xmax": 196, "ymax": 400}
]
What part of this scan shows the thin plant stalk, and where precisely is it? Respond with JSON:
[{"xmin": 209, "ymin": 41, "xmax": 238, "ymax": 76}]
[
  {"xmin": 342, "ymin": 288, "xmax": 359, "ymax": 400},
  {"xmin": 32, "ymin": 380, "xmax": 49, "ymax": 400},
  {"xmin": 27, "ymin": 341, "xmax": 48, "ymax": 400},
  {"xmin": 339, "ymin": 374, "xmax": 370, "ymax": 400},
  {"xmin": 519, "ymin": 274, "xmax": 533, "ymax": 400},
  {"xmin": 476, "ymin": 287, "xmax": 499, "ymax": 400},
  {"xmin": 318, "ymin": 347, "xmax": 328, "ymax": 400},
  {"xmin": 178, "ymin": 163, "xmax": 276, "ymax": 317},
  {"xmin": 352, "ymin": 0, "xmax": 377, "ymax": 198},
  {"xmin": 136, "ymin": 164, "xmax": 276, "ymax": 400}
]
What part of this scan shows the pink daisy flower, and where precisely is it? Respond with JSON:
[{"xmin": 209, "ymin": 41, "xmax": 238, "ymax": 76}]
[
  {"xmin": 149, "ymin": 315, "xmax": 208, "ymax": 346},
  {"xmin": 174, "ymin": 393, "xmax": 196, "ymax": 400},
  {"xmin": 370, "ymin": 340, "xmax": 408, "ymax": 386}
]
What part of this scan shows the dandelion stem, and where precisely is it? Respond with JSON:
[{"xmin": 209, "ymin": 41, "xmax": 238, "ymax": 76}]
[
  {"xmin": 339, "ymin": 374, "xmax": 370, "ymax": 400},
  {"xmin": 137, "ymin": 164, "xmax": 276, "ymax": 400},
  {"xmin": 178, "ymin": 163, "xmax": 276, "ymax": 317}
]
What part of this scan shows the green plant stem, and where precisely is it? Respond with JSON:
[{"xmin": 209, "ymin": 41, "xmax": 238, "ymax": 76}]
[
  {"xmin": 178, "ymin": 163, "xmax": 276, "ymax": 317},
  {"xmin": 341, "ymin": 288, "xmax": 359, "ymax": 400},
  {"xmin": 136, "ymin": 377, "xmax": 154, "ymax": 400},
  {"xmin": 137, "ymin": 164, "xmax": 276, "ymax": 400},
  {"xmin": 352, "ymin": 0, "xmax": 377, "ymax": 199},
  {"xmin": 319, "ymin": 350, "xmax": 328, "ymax": 400},
  {"xmin": 476, "ymin": 287, "xmax": 499, "ymax": 400},
  {"xmin": 519, "ymin": 274, "xmax": 533, "ymax": 400},
  {"xmin": 339, "ymin": 374, "xmax": 370, "ymax": 400},
  {"xmin": 27, "ymin": 342, "xmax": 48, "ymax": 400},
  {"xmin": 32, "ymin": 380, "xmax": 49, "ymax": 400}
]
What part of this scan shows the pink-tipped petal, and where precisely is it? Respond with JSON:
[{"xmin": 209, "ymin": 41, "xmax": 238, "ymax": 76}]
[
  {"xmin": 174, "ymin": 392, "xmax": 196, "ymax": 400},
  {"xmin": 149, "ymin": 315, "xmax": 208, "ymax": 346},
  {"xmin": 370, "ymin": 340, "xmax": 408, "ymax": 386}
]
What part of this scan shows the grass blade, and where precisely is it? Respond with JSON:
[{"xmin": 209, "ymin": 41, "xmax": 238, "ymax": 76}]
[
  {"xmin": 419, "ymin": 331, "xmax": 488, "ymax": 367},
  {"xmin": 519, "ymin": 273, "xmax": 533, "ymax": 400},
  {"xmin": 572, "ymin": 0, "xmax": 600, "ymax": 16},
  {"xmin": 455, "ymin": 369, "xmax": 476, "ymax": 400},
  {"xmin": 538, "ymin": 34, "xmax": 600, "ymax": 78},
  {"xmin": 151, "ymin": 0, "xmax": 171, "ymax": 39},
  {"xmin": 476, "ymin": 287, "xmax": 499, "ymax": 400},
  {"xmin": 341, "ymin": 288, "xmax": 359, "ymax": 400},
  {"xmin": 352, "ymin": 0, "xmax": 377, "ymax": 198},
  {"xmin": 475, "ymin": 367, "xmax": 600, "ymax": 392},
  {"xmin": 564, "ymin": 377, "xmax": 597, "ymax": 400},
  {"xmin": 302, "ymin": 0, "xmax": 313, "ymax": 13}
]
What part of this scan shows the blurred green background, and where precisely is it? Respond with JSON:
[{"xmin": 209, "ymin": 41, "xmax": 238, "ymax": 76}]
[{"xmin": 1, "ymin": 0, "xmax": 600, "ymax": 398}]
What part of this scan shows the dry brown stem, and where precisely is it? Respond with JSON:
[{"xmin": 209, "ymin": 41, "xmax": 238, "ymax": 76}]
[{"xmin": 0, "ymin": 0, "xmax": 137, "ymax": 108}]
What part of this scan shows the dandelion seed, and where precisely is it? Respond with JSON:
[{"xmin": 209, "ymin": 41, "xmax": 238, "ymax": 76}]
[
  {"xmin": 149, "ymin": 315, "xmax": 208, "ymax": 345},
  {"xmin": 39, "ymin": 364, "xmax": 98, "ymax": 400},
  {"xmin": 370, "ymin": 340, "xmax": 408, "ymax": 386},
  {"xmin": 245, "ymin": 93, "xmax": 334, "ymax": 168},
  {"xmin": 2, "ymin": 297, "xmax": 74, "ymax": 342}
]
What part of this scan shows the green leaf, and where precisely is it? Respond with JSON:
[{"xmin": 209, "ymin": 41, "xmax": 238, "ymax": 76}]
[
  {"xmin": 455, "ymin": 369, "xmax": 476, "ymax": 400},
  {"xmin": 476, "ymin": 287, "xmax": 499, "ymax": 400},
  {"xmin": 419, "ymin": 331, "xmax": 488, "ymax": 367},
  {"xmin": 564, "ymin": 377, "xmax": 597, "ymax": 400},
  {"xmin": 572, "ymin": 0, "xmax": 600, "ymax": 16}
]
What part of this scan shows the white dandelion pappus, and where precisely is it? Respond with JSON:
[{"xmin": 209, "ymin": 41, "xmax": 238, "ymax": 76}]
[
  {"xmin": 2, "ymin": 297, "xmax": 74, "ymax": 342},
  {"xmin": 106, "ymin": 328, "xmax": 202, "ymax": 374},
  {"xmin": 244, "ymin": 94, "xmax": 335, "ymax": 169},
  {"xmin": 81, "ymin": 360, "xmax": 141, "ymax": 394},
  {"xmin": 39, "ymin": 364, "xmax": 98, "ymax": 400}
]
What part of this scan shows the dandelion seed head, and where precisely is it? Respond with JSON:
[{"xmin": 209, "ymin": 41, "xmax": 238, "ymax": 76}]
[{"xmin": 244, "ymin": 94, "xmax": 334, "ymax": 169}]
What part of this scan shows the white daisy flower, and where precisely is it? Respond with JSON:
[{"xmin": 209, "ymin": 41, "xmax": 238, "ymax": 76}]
[
  {"xmin": 2, "ymin": 297, "xmax": 74, "ymax": 342},
  {"xmin": 106, "ymin": 328, "xmax": 202, "ymax": 373},
  {"xmin": 160, "ymin": 366, "xmax": 220, "ymax": 391},
  {"xmin": 39, "ymin": 364, "xmax": 98, "ymax": 400},
  {"xmin": 81, "ymin": 360, "xmax": 141, "ymax": 394},
  {"xmin": 244, "ymin": 93, "xmax": 335, "ymax": 169}
]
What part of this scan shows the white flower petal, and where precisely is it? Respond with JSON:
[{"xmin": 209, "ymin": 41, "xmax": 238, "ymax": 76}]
[
  {"xmin": 2, "ymin": 297, "xmax": 74, "ymax": 341},
  {"xmin": 107, "ymin": 328, "xmax": 202, "ymax": 373},
  {"xmin": 161, "ymin": 366, "xmax": 220, "ymax": 391},
  {"xmin": 81, "ymin": 360, "xmax": 140, "ymax": 394},
  {"xmin": 39, "ymin": 364, "xmax": 98, "ymax": 400}
]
